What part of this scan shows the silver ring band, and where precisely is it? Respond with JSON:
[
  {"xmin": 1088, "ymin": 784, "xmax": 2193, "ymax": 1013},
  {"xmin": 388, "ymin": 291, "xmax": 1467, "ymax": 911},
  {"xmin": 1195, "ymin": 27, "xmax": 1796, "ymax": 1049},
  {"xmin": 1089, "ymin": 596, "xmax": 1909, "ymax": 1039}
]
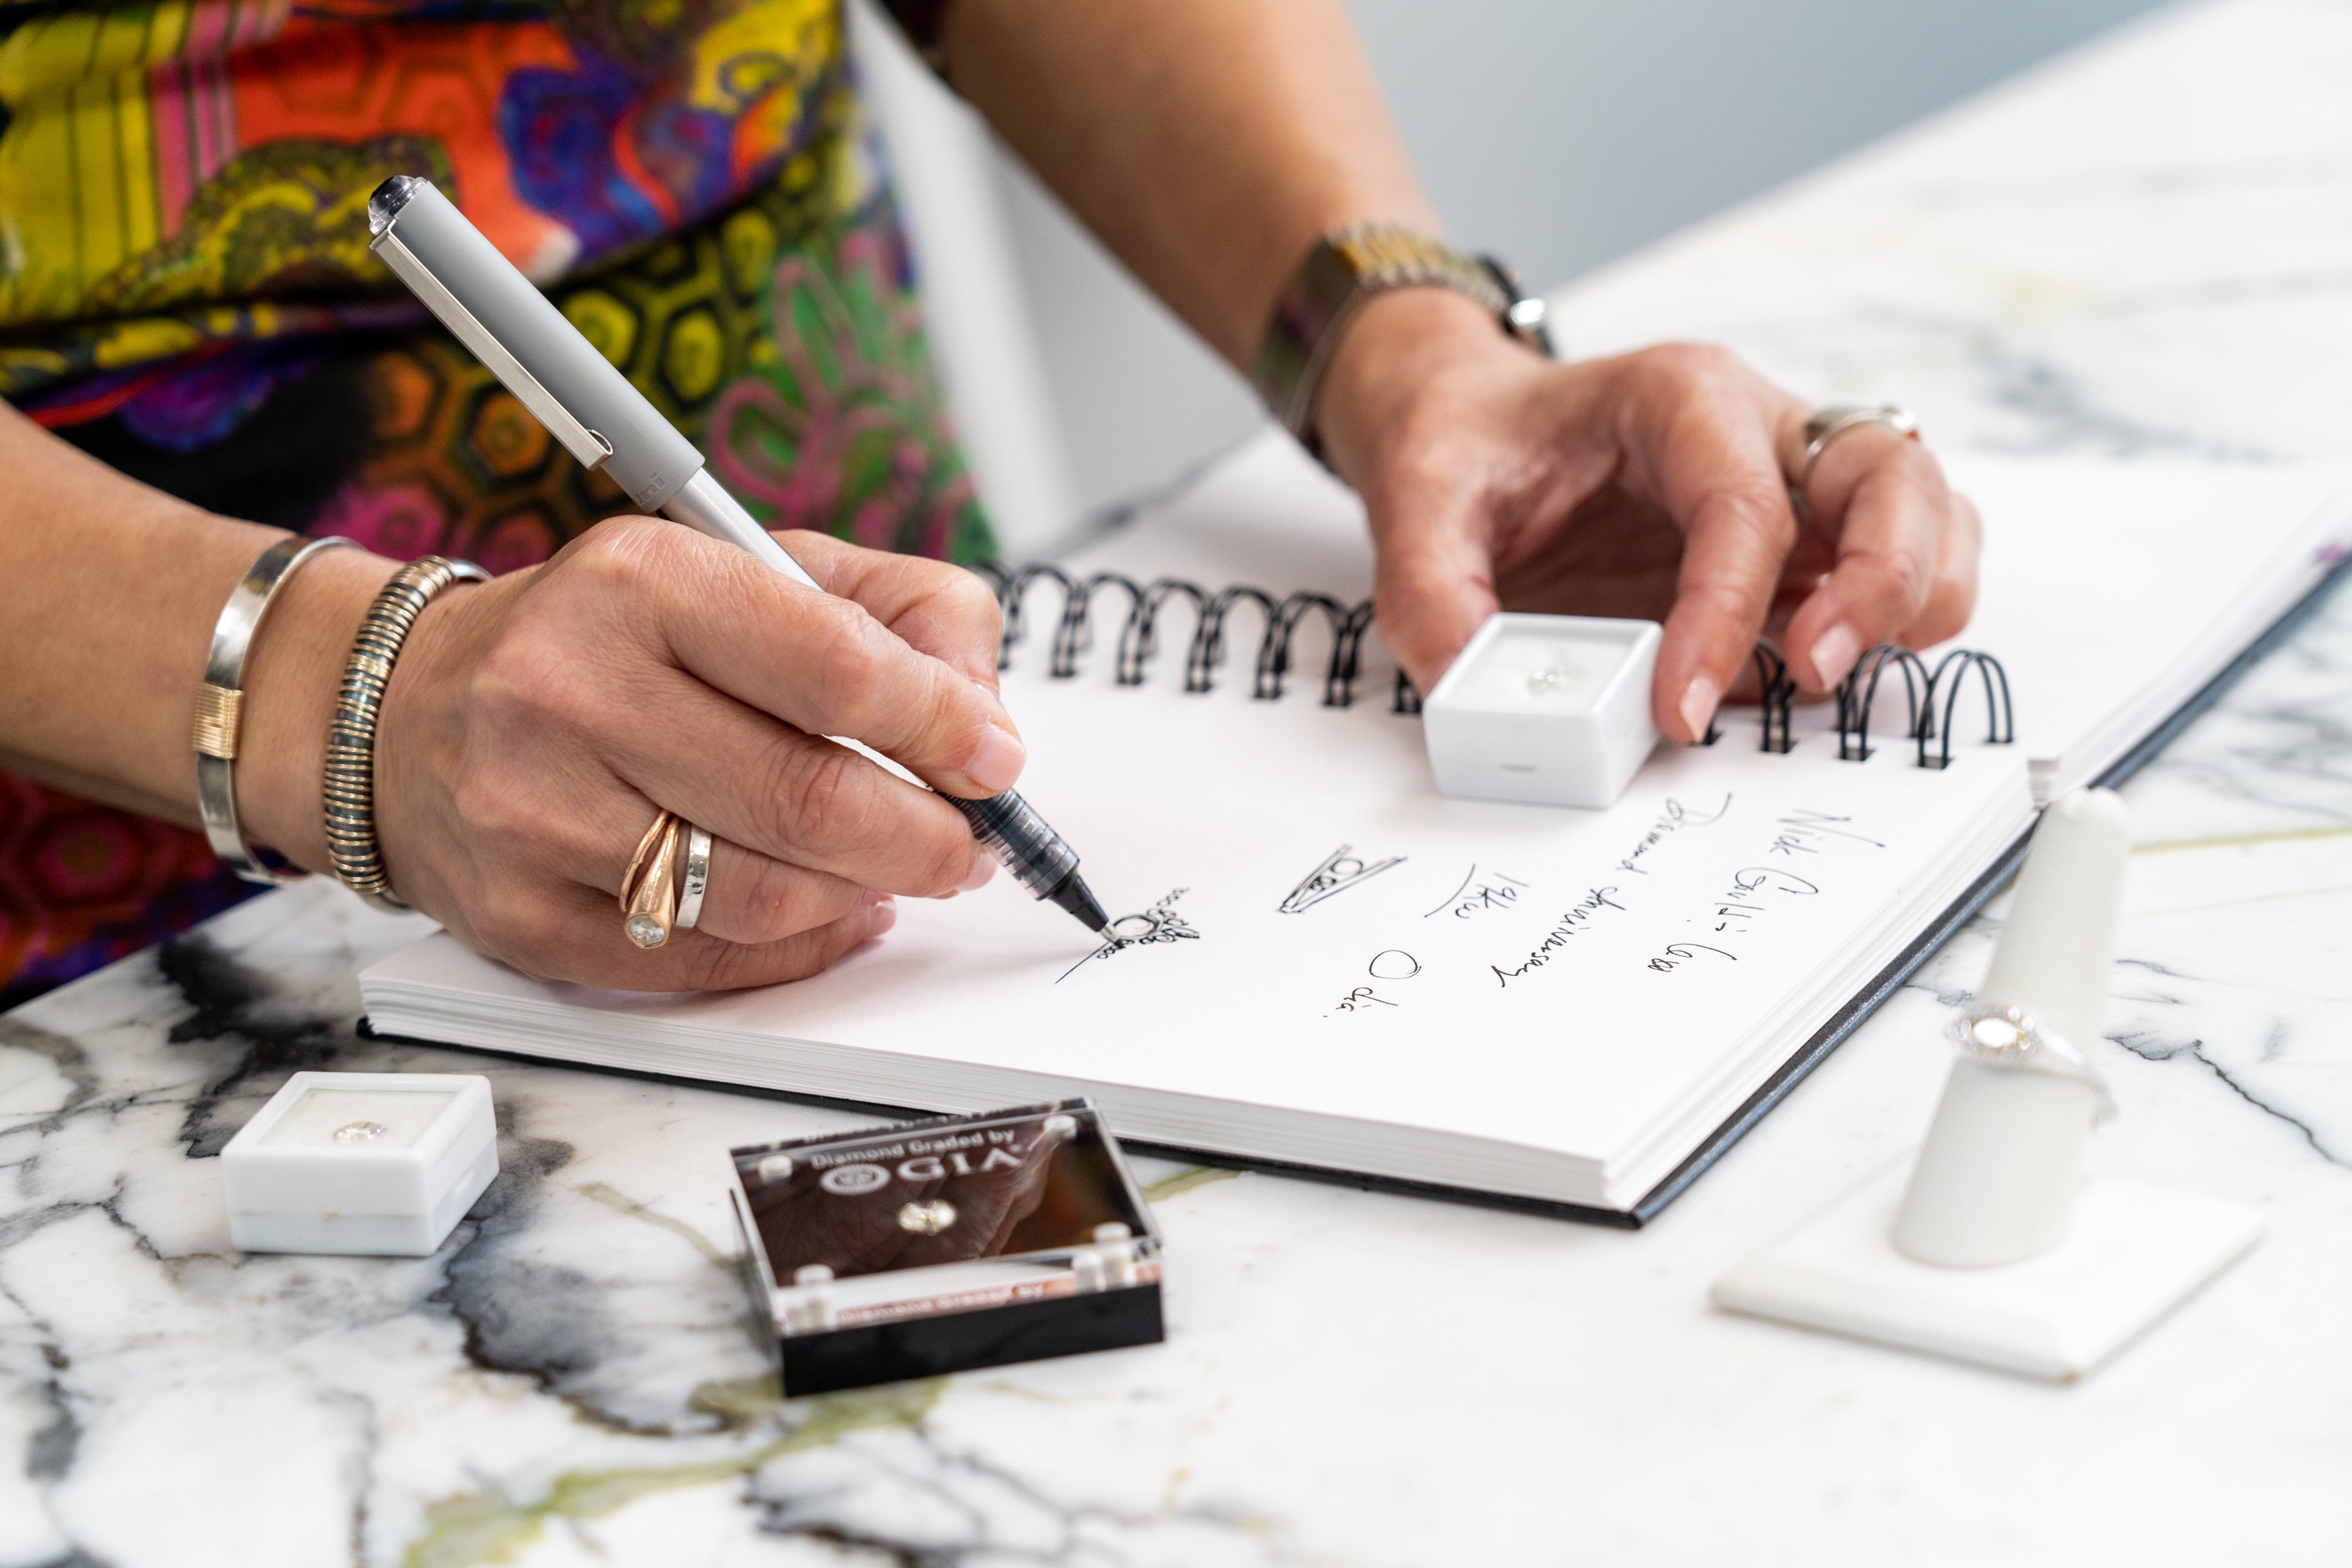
[
  {"xmin": 1791, "ymin": 404, "xmax": 1918, "ymax": 523},
  {"xmin": 1949, "ymin": 1003, "xmax": 2117, "ymax": 1122},
  {"xmin": 195, "ymin": 535, "xmax": 357, "ymax": 885},
  {"xmin": 674, "ymin": 824, "xmax": 713, "ymax": 930}
]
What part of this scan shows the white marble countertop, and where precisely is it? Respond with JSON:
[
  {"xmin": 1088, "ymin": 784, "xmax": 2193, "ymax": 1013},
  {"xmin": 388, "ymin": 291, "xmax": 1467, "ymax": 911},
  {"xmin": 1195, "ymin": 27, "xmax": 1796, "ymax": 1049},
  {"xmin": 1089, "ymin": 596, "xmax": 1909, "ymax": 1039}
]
[{"xmin": 8, "ymin": 2, "xmax": 2352, "ymax": 1562}]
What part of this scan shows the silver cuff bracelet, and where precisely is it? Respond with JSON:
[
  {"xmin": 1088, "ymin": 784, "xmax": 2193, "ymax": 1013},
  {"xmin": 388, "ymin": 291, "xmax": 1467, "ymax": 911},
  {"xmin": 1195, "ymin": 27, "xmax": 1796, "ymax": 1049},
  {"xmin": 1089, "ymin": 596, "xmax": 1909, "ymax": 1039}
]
[{"xmin": 194, "ymin": 535, "xmax": 357, "ymax": 885}]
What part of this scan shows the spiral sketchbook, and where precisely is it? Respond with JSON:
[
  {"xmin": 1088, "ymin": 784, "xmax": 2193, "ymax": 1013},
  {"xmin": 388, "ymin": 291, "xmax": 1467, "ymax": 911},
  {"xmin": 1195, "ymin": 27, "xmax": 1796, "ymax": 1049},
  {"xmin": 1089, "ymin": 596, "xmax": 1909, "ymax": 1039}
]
[{"xmin": 362, "ymin": 438, "xmax": 2352, "ymax": 1224}]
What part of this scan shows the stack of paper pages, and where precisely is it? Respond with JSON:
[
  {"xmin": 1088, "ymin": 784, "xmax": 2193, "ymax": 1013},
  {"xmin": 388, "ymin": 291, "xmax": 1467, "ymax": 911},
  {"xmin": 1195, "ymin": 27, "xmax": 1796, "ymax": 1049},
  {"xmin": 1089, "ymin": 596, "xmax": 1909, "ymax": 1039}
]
[{"xmin": 363, "ymin": 439, "xmax": 2352, "ymax": 1222}]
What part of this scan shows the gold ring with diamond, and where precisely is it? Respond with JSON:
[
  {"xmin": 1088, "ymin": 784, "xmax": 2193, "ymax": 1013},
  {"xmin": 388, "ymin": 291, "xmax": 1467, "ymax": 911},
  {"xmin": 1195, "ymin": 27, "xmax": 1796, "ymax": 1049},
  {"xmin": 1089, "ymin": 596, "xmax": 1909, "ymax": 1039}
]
[{"xmin": 620, "ymin": 809, "xmax": 683, "ymax": 949}]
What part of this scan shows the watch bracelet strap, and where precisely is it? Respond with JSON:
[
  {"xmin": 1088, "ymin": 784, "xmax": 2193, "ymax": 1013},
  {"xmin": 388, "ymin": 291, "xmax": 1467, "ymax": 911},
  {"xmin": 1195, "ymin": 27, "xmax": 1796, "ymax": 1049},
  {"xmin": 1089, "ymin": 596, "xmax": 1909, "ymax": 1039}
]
[
  {"xmin": 1251, "ymin": 224, "xmax": 1531, "ymax": 449},
  {"xmin": 323, "ymin": 555, "xmax": 489, "ymax": 913},
  {"xmin": 193, "ymin": 534, "xmax": 357, "ymax": 885}
]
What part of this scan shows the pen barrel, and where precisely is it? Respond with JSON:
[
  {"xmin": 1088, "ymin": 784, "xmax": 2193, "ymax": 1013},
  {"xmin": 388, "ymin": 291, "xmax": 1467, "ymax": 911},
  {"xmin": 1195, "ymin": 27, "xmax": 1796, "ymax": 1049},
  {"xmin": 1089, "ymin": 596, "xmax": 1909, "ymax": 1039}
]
[
  {"xmin": 367, "ymin": 178, "xmax": 702, "ymax": 514},
  {"xmin": 949, "ymin": 791, "xmax": 1080, "ymax": 899},
  {"xmin": 661, "ymin": 471, "xmax": 821, "ymax": 590}
]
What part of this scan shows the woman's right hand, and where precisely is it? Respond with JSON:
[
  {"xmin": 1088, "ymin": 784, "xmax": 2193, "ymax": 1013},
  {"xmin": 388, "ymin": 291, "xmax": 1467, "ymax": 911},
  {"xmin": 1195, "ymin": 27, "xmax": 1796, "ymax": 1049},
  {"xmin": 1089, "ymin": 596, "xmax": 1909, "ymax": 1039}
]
[{"xmin": 348, "ymin": 519, "xmax": 1021, "ymax": 990}]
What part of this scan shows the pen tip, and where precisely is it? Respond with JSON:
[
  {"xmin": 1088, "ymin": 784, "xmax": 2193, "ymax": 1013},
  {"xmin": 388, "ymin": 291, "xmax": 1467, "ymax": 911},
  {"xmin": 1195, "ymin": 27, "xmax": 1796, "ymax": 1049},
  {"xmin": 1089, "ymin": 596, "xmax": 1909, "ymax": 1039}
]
[{"xmin": 1049, "ymin": 872, "xmax": 1113, "ymax": 936}]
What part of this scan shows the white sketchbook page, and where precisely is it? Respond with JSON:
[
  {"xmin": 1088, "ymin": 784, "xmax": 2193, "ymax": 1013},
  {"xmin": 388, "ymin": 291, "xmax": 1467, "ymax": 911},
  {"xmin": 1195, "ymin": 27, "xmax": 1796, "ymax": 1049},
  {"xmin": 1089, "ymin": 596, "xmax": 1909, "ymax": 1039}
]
[
  {"xmin": 372, "ymin": 666, "xmax": 2027, "ymax": 1176},
  {"xmin": 1946, "ymin": 455, "xmax": 2352, "ymax": 783},
  {"xmin": 365, "ymin": 444, "xmax": 2342, "ymax": 1177}
]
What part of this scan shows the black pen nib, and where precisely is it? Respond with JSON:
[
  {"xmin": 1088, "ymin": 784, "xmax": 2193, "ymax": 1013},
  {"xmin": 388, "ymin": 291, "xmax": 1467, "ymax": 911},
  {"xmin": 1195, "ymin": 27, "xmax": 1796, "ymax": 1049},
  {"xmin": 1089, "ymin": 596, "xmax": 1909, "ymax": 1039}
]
[{"xmin": 1046, "ymin": 871, "xmax": 1113, "ymax": 935}]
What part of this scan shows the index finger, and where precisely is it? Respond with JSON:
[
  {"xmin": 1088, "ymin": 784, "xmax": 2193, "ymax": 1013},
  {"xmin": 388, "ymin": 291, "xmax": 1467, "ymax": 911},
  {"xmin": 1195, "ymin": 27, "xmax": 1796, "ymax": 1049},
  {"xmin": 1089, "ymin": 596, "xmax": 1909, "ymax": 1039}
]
[
  {"xmin": 1656, "ymin": 483, "xmax": 1799, "ymax": 742},
  {"xmin": 1631, "ymin": 401, "xmax": 1802, "ymax": 744},
  {"xmin": 597, "ymin": 523, "xmax": 1025, "ymax": 798},
  {"xmin": 777, "ymin": 529, "xmax": 1007, "ymax": 693},
  {"xmin": 1780, "ymin": 431, "xmax": 1950, "ymax": 691}
]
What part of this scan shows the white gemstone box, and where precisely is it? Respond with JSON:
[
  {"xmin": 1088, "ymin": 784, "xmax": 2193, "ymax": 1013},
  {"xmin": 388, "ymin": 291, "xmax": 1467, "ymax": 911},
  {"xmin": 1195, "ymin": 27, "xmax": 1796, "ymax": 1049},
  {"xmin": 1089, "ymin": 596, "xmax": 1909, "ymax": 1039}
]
[
  {"xmin": 221, "ymin": 1071, "xmax": 499, "ymax": 1256},
  {"xmin": 1421, "ymin": 612, "xmax": 1662, "ymax": 809}
]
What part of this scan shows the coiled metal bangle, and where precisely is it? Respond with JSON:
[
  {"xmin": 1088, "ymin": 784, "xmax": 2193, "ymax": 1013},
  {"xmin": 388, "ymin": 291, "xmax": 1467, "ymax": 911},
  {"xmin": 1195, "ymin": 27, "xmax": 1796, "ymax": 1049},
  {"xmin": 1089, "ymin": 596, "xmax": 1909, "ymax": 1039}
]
[{"xmin": 324, "ymin": 555, "xmax": 487, "ymax": 912}]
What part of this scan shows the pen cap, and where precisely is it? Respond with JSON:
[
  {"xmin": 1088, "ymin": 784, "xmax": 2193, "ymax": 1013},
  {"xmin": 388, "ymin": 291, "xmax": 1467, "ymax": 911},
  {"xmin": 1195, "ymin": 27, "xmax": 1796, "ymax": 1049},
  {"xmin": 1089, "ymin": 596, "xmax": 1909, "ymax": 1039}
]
[{"xmin": 367, "ymin": 177, "xmax": 703, "ymax": 513}]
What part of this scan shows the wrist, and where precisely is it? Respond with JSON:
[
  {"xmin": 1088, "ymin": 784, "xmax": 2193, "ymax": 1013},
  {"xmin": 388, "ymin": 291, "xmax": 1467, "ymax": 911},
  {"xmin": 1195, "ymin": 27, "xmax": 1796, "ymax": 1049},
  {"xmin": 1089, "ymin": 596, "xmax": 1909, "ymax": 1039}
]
[
  {"xmin": 235, "ymin": 544, "xmax": 404, "ymax": 876},
  {"xmin": 1313, "ymin": 286, "xmax": 1535, "ymax": 489}
]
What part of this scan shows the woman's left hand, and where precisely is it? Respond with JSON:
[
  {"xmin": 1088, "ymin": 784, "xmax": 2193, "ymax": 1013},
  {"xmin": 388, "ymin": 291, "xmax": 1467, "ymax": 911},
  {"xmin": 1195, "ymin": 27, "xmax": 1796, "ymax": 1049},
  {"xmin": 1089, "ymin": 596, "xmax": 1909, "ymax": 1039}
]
[{"xmin": 1314, "ymin": 289, "xmax": 1982, "ymax": 742}]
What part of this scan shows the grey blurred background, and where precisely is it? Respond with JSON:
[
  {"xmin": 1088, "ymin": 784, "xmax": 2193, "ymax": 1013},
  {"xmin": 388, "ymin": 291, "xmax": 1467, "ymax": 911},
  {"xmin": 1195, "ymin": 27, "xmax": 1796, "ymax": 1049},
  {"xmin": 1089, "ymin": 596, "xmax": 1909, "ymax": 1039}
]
[{"xmin": 852, "ymin": 0, "xmax": 2171, "ymax": 555}]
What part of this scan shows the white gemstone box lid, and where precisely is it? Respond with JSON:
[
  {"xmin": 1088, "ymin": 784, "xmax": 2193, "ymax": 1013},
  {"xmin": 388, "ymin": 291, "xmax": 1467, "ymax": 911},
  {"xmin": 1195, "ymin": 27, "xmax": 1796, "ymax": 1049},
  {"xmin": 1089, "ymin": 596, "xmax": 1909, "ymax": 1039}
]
[
  {"xmin": 1428, "ymin": 614, "xmax": 1656, "ymax": 715},
  {"xmin": 1420, "ymin": 612, "xmax": 1663, "ymax": 809},
  {"xmin": 222, "ymin": 1071, "xmax": 496, "ymax": 1218}
]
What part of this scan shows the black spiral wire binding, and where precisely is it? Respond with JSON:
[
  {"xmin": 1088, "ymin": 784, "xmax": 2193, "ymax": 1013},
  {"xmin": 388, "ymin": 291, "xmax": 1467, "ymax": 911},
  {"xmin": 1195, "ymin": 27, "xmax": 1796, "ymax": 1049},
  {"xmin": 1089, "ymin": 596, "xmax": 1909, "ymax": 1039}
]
[
  {"xmin": 1204, "ymin": 586, "xmax": 1281, "ymax": 696},
  {"xmin": 1834, "ymin": 643, "xmax": 2014, "ymax": 766},
  {"xmin": 1835, "ymin": 644, "xmax": 1934, "ymax": 760},
  {"xmin": 1264, "ymin": 592, "xmax": 1367, "ymax": 703},
  {"xmin": 1920, "ymin": 648, "xmax": 2014, "ymax": 769},
  {"xmin": 981, "ymin": 564, "xmax": 1388, "ymax": 709},
  {"xmin": 1058, "ymin": 572, "xmax": 1141, "ymax": 678},
  {"xmin": 1701, "ymin": 643, "xmax": 1799, "ymax": 751},
  {"xmin": 992, "ymin": 561, "xmax": 1067, "ymax": 672},
  {"xmin": 1333, "ymin": 599, "xmax": 1379, "ymax": 708},
  {"xmin": 1261, "ymin": 593, "xmax": 1337, "ymax": 700},
  {"xmin": 975, "ymin": 561, "xmax": 2014, "ymax": 753},
  {"xmin": 988, "ymin": 564, "xmax": 1149, "ymax": 679},
  {"xmin": 1118, "ymin": 578, "xmax": 1204, "ymax": 687},
  {"xmin": 1755, "ymin": 644, "xmax": 1797, "ymax": 753}
]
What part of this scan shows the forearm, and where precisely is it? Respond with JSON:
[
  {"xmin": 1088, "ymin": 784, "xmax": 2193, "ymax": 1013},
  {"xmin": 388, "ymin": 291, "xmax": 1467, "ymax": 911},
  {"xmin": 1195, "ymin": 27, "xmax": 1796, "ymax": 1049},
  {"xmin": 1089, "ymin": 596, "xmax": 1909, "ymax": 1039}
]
[
  {"xmin": 0, "ymin": 403, "xmax": 392, "ymax": 864},
  {"xmin": 933, "ymin": 1, "xmax": 1978, "ymax": 731},
  {"xmin": 943, "ymin": 0, "xmax": 1435, "ymax": 369}
]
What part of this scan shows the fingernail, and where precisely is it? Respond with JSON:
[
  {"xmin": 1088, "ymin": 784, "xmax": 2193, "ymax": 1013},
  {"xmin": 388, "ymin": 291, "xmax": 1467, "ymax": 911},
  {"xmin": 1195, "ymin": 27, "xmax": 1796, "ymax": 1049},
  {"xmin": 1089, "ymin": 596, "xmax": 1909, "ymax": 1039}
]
[
  {"xmin": 958, "ymin": 855, "xmax": 996, "ymax": 893},
  {"xmin": 866, "ymin": 893, "xmax": 897, "ymax": 938},
  {"xmin": 1810, "ymin": 624, "xmax": 1861, "ymax": 689},
  {"xmin": 965, "ymin": 724, "xmax": 1026, "ymax": 794},
  {"xmin": 1679, "ymin": 674, "xmax": 1720, "ymax": 744},
  {"xmin": 975, "ymin": 678, "xmax": 1017, "ymax": 733}
]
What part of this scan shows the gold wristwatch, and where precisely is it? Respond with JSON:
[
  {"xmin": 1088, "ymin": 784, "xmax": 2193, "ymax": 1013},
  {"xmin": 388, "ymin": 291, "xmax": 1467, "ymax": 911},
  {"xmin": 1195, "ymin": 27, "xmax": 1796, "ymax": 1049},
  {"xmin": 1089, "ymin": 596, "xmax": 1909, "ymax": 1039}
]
[{"xmin": 1252, "ymin": 224, "xmax": 1554, "ymax": 455}]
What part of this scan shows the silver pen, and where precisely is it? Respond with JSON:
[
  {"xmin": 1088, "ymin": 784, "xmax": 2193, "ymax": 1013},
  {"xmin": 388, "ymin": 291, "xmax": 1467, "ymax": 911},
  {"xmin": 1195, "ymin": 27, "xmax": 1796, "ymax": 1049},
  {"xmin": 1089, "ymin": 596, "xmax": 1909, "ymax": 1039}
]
[{"xmin": 365, "ymin": 176, "xmax": 1111, "ymax": 937}]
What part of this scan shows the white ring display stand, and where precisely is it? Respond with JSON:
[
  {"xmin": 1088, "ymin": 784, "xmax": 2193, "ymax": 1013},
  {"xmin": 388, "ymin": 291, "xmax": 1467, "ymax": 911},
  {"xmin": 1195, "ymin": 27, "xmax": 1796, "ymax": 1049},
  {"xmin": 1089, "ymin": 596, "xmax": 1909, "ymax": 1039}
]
[
  {"xmin": 1711, "ymin": 1162, "xmax": 2261, "ymax": 1381},
  {"xmin": 1710, "ymin": 789, "xmax": 2263, "ymax": 1380}
]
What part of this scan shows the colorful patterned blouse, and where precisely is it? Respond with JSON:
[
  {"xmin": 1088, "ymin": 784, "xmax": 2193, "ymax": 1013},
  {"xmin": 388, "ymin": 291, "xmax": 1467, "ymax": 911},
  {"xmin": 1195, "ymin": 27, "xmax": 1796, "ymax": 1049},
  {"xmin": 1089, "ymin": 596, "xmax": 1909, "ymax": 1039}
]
[{"xmin": 0, "ymin": 0, "xmax": 985, "ymax": 1006}]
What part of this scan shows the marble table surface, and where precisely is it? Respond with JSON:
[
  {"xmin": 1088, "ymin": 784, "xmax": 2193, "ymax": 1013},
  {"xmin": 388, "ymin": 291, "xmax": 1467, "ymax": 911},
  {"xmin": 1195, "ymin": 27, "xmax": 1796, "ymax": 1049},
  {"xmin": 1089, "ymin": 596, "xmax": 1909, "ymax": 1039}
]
[{"xmin": 8, "ymin": 1, "xmax": 2352, "ymax": 1563}]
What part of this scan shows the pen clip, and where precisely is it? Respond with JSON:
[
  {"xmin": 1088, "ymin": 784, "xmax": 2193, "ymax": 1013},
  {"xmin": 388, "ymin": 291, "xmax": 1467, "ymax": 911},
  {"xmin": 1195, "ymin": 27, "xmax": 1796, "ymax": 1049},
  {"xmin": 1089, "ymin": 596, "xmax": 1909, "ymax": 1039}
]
[{"xmin": 370, "ymin": 230, "xmax": 615, "ymax": 472}]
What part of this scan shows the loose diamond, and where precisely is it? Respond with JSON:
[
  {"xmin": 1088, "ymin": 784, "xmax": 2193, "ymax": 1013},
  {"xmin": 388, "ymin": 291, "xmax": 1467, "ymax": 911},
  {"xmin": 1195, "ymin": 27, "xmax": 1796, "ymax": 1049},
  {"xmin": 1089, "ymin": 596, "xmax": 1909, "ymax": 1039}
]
[
  {"xmin": 898, "ymin": 1200, "xmax": 957, "ymax": 1235},
  {"xmin": 1970, "ymin": 1016, "xmax": 2025, "ymax": 1053},
  {"xmin": 333, "ymin": 1120, "xmax": 386, "ymax": 1143}
]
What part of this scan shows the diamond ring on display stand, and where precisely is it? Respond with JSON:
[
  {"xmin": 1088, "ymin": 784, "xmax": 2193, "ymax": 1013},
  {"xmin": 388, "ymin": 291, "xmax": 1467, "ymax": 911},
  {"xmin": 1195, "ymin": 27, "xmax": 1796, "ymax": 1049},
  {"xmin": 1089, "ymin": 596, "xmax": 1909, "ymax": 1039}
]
[{"xmin": 1710, "ymin": 789, "xmax": 2262, "ymax": 1381}]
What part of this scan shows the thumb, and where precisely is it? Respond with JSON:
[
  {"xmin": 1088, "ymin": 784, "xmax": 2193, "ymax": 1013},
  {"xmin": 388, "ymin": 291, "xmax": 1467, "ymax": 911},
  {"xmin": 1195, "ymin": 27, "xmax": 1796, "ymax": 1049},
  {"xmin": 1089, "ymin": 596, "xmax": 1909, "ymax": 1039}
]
[{"xmin": 1371, "ymin": 507, "xmax": 1499, "ymax": 693}]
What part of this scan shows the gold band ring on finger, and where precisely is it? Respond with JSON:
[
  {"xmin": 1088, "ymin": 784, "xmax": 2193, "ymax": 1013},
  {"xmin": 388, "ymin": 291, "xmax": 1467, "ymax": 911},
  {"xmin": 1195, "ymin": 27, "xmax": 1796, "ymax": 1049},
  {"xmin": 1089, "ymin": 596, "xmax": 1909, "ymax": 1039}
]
[
  {"xmin": 621, "ymin": 809, "xmax": 682, "ymax": 949},
  {"xmin": 1790, "ymin": 404, "xmax": 1919, "ymax": 525},
  {"xmin": 674, "ymin": 823, "xmax": 713, "ymax": 930}
]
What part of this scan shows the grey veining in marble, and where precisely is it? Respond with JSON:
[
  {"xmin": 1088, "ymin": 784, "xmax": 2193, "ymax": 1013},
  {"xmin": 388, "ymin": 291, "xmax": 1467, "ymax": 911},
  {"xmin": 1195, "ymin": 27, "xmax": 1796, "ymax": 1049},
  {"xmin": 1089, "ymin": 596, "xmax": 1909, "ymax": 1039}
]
[
  {"xmin": 8, "ymin": 2, "xmax": 2352, "ymax": 1562},
  {"xmin": 0, "ymin": 893, "xmax": 1315, "ymax": 1565}
]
